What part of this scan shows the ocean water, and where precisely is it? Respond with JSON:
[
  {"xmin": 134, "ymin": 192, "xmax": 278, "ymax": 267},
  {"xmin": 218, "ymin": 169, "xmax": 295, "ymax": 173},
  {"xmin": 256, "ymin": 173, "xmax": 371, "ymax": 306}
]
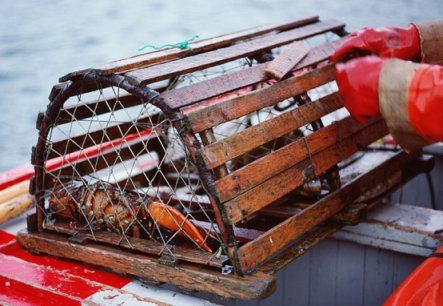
[{"xmin": 0, "ymin": 0, "xmax": 442, "ymax": 171}]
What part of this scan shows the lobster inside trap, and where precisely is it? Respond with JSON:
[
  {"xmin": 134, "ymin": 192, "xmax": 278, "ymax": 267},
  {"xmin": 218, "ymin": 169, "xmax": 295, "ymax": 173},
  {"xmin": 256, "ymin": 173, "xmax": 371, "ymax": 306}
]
[{"xmin": 18, "ymin": 16, "xmax": 434, "ymax": 300}]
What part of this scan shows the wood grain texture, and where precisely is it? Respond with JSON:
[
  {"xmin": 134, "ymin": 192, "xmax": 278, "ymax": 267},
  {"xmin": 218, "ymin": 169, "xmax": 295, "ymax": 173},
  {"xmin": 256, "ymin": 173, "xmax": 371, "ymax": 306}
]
[
  {"xmin": 0, "ymin": 180, "xmax": 29, "ymax": 204},
  {"xmin": 163, "ymin": 38, "xmax": 344, "ymax": 110},
  {"xmin": 60, "ymin": 16, "xmax": 320, "ymax": 81},
  {"xmin": 0, "ymin": 194, "xmax": 34, "ymax": 225},
  {"xmin": 17, "ymin": 229, "xmax": 276, "ymax": 300},
  {"xmin": 43, "ymin": 220, "xmax": 227, "ymax": 268},
  {"xmin": 266, "ymin": 42, "xmax": 310, "ymax": 80},
  {"xmin": 237, "ymin": 151, "xmax": 413, "ymax": 273},
  {"xmin": 222, "ymin": 120, "xmax": 387, "ymax": 224},
  {"xmin": 187, "ymin": 64, "xmax": 336, "ymax": 133},
  {"xmin": 125, "ymin": 20, "xmax": 344, "ymax": 86},
  {"xmin": 200, "ymin": 92, "xmax": 343, "ymax": 169},
  {"xmin": 260, "ymin": 225, "xmax": 340, "ymax": 274},
  {"xmin": 215, "ymin": 117, "xmax": 386, "ymax": 204}
]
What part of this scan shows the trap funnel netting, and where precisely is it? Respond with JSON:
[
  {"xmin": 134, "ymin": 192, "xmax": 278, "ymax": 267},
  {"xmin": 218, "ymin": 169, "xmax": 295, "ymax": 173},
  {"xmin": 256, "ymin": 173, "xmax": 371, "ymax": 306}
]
[{"xmin": 33, "ymin": 30, "xmax": 346, "ymax": 268}]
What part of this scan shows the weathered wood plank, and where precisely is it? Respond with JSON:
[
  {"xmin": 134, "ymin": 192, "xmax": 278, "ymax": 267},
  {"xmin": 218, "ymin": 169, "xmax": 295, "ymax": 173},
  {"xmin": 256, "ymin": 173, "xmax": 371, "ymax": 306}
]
[
  {"xmin": 48, "ymin": 113, "xmax": 162, "ymax": 158},
  {"xmin": 308, "ymin": 240, "xmax": 339, "ymax": 306},
  {"xmin": 0, "ymin": 194, "xmax": 34, "ymax": 225},
  {"xmin": 200, "ymin": 92, "xmax": 343, "ymax": 169},
  {"xmin": 223, "ymin": 120, "xmax": 387, "ymax": 224},
  {"xmin": 335, "ymin": 241, "xmax": 365, "ymax": 306},
  {"xmin": 163, "ymin": 38, "xmax": 344, "ymax": 110},
  {"xmin": 260, "ymin": 225, "xmax": 340, "ymax": 274},
  {"xmin": 125, "ymin": 20, "xmax": 345, "ymax": 86},
  {"xmin": 17, "ymin": 229, "xmax": 276, "ymax": 300},
  {"xmin": 199, "ymin": 129, "xmax": 229, "ymax": 178},
  {"xmin": 237, "ymin": 151, "xmax": 413, "ymax": 273},
  {"xmin": 187, "ymin": 64, "xmax": 336, "ymax": 133},
  {"xmin": 265, "ymin": 41, "xmax": 310, "ymax": 80},
  {"xmin": 362, "ymin": 248, "xmax": 394, "ymax": 306},
  {"xmin": 334, "ymin": 203, "xmax": 443, "ymax": 257},
  {"xmin": 222, "ymin": 119, "xmax": 388, "ymax": 223},
  {"xmin": 43, "ymin": 220, "xmax": 228, "ymax": 268},
  {"xmin": 60, "ymin": 16, "xmax": 320, "ymax": 81},
  {"xmin": 215, "ymin": 117, "xmax": 385, "ymax": 204}
]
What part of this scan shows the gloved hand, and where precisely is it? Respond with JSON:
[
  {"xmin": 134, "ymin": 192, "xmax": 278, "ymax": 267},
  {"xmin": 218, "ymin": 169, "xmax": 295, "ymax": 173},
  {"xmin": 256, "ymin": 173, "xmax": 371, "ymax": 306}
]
[
  {"xmin": 330, "ymin": 24, "xmax": 421, "ymax": 62},
  {"xmin": 336, "ymin": 56, "xmax": 388, "ymax": 123}
]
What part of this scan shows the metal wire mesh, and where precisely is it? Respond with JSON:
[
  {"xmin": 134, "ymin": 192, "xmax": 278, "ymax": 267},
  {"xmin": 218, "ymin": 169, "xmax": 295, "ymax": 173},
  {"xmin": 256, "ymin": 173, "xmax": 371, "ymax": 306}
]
[{"xmin": 41, "ymin": 83, "xmax": 223, "ymax": 257}]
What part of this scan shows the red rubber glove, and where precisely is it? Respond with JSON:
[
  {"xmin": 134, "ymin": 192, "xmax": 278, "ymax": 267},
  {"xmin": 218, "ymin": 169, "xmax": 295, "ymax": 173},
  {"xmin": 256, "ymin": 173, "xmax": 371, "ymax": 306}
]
[
  {"xmin": 408, "ymin": 64, "xmax": 443, "ymax": 143},
  {"xmin": 336, "ymin": 56, "xmax": 388, "ymax": 123},
  {"xmin": 330, "ymin": 24, "xmax": 420, "ymax": 62}
]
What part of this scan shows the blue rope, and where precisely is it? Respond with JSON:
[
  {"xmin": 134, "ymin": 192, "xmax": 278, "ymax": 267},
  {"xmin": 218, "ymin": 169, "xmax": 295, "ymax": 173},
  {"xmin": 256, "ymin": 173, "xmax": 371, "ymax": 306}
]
[{"xmin": 138, "ymin": 35, "xmax": 199, "ymax": 52}]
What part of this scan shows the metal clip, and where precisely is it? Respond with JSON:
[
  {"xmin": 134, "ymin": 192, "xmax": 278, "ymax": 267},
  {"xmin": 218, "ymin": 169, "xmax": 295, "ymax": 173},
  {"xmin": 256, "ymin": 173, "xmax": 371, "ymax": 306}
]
[
  {"xmin": 302, "ymin": 164, "xmax": 316, "ymax": 182},
  {"xmin": 221, "ymin": 265, "xmax": 233, "ymax": 275}
]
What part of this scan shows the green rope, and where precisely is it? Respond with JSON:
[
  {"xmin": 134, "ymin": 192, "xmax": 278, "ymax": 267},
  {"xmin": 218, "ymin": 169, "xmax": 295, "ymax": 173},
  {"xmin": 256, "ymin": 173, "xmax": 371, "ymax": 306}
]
[{"xmin": 138, "ymin": 35, "xmax": 199, "ymax": 52}]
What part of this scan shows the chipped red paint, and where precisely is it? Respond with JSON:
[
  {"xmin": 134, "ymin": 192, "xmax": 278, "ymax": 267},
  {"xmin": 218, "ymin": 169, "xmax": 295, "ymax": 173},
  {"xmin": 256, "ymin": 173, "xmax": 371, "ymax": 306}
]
[
  {"xmin": 0, "ymin": 230, "xmax": 16, "ymax": 248},
  {"xmin": 0, "ymin": 253, "xmax": 104, "ymax": 299},
  {"xmin": 0, "ymin": 241, "xmax": 131, "ymax": 288},
  {"xmin": 0, "ymin": 275, "xmax": 81, "ymax": 306},
  {"xmin": 0, "ymin": 229, "xmax": 131, "ymax": 304}
]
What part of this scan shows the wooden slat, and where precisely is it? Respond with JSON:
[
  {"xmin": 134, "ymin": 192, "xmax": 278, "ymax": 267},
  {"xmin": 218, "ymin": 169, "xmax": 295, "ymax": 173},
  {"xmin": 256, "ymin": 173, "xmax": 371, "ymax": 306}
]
[
  {"xmin": 43, "ymin": 220, "xmax": 227, "ymax": 268},
  {"xmin": 125, "ymin": 20, "xmax": 345, "ymax": 86},
  {"xmin": 200, "ymin": 92, "xmax": 343, "ymax": 169},
  {"xmin": 163, "ymin": 38, "xmax": 344, "ymax": 110},
  {"xmin": 60, "ymin": 16, "xmax": 320, "ymax": 81},
  {"xmin": 53, "ymin": 37, "xmax": 344, "ymax": 124},
  {"xmin": 187, "ymin": 63, "xmax": 336, "ymax": 133},
  {"xmin": 192, "ymin": 220, "xmax": 263, "ymax": 243},
  {"xmin": 259, "ymin": 224, "xmax": 341, "ymax": 274},
  {"xmin": 55, "ymin": 92, "xmax": 143, "ymax": 124},
  {"xmin": 0, "ymin": 194, "xmax": 34, "ymax": 225},
  {"xmin": 265, "ymin": 41, "xmax": 310, "ymax": 80},
  {"xmin": 221, "ymin": 119, "xmax": 388, "ymax": 223},
  {"xmin": 17, "ymin": 229, "xmax": 276, "ymax": 300},
  {"xmin": 237, "ymin": 151, "xmax": 413, "ymax": 272},
  {"xmin": 215, "ymin": 116, "xmax": 366, "ymax": 203},
  {"xmin": 48, "ymin": 113, "xmax": 162, "ymax": 159},
  {"xmin": 199, "ymin": 129, "xmax": 229, "ymax": 178}
]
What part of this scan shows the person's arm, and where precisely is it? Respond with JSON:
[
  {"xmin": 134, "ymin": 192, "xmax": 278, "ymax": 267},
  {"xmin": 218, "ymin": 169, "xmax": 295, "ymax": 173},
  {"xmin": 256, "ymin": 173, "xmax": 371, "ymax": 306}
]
[
  {"xmin": 330, "ymin": 20, "xmax": 443, "ymax": 64},
  {"xmin": 336, "ymin": 56, "xmax": 443, "ymax": 152},
  {"xmin": 414, "ymin": 21, "xmax": 443, "ymax": 64}
]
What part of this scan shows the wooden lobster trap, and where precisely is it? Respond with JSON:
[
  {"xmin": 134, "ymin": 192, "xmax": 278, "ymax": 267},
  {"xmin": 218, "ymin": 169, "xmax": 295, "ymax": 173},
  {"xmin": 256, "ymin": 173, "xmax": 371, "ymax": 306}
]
[{"xmin": 18, "ymin": 16, "xmax": 434, "ymax": 300}]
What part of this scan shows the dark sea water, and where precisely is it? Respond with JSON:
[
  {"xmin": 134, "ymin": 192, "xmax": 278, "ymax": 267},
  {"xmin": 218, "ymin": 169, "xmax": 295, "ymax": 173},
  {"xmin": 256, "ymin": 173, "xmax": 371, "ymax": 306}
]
[{"xmin": 0, "ymin": 0, "xmax": 442, "ymax": 171}]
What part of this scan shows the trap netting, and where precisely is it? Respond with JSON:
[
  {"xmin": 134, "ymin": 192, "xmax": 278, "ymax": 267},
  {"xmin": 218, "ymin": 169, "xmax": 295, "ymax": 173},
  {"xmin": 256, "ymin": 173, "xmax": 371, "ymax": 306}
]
[
  {"xmin": 40, "ymin": 82, "xmax": 223, "ymax": 257},
  {"xmin": 35, "ymin": 29, "xmax": 373, "ymax": 270}
]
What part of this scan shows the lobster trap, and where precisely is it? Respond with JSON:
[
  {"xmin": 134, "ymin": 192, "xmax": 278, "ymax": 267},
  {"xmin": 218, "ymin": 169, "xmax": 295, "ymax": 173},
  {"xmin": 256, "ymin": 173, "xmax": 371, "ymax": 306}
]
[{"xmin": 18, "ymin": 16, "xmax": 434, "ymax": 300}]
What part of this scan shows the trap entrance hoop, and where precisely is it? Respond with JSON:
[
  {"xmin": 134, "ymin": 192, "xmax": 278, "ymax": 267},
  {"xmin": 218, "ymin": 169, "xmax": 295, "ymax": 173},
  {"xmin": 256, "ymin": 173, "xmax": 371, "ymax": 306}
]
[{"xmin": 18, "ymin": 16, "xmax": 433, "ymax": 299}]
